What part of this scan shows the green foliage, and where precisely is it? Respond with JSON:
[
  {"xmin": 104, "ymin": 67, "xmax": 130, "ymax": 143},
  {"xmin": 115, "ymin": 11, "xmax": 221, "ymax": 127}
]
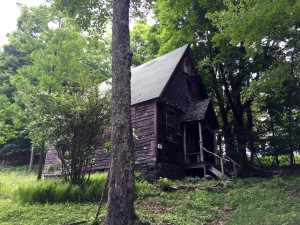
[
  {"xmin": 207, "ymin": 0, "xmax": 300, "ymax": 161},
  {"xmin": 135, "ymin": 180, "xmax": 155, "ymax": 199},
  {"xmin": 0, "ymin": 95, "xmax": 20, "ymax": 144},
  {"xmin": 17, "ymin": 172, "xmax": 109, "ymax": 204},
  {"xmin": 85, "ymin": 173, "xmax": 108, "ymax": 201},
  {"xmin": 0, "ymin": 136, "xmax": 31, "ymax": 158},
  {"xmin": 252, "ymin": 154, "xmax": 300, "ymax": 167},
  {"xmin": 1, "ymin": 166, "xmax": 300, "ymax": 224},
  {"xmin": 224, "ymin": 176, "xmax": 300, "ymax": 225},
  {"xmin": 130, "ymin": 20, "xmax": 159, "ymax": 66},
  {"xmin": 0, "ymin": 5, "xmax": 52, "ymax": 155},
  {"xmin": 157, "ymin": 177, "xmax": 173, "ymax": 191},
  {"xmin": 207, "ymin": 0, "xmax": 300, "ymax": 53},
  {"xmin": 17, "ymin": 172, "xmax": 158, "ymax": 204},
  {"xmin": 5, "ymin": 4, "xmax": 113, "ymax": 184},
  {"xmin": 52, "ymin": 0, "xmax": 112, "ymax": 34}
]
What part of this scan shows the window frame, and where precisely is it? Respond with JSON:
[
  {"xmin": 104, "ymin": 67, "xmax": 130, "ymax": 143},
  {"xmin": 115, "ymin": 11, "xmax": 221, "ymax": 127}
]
[{"xmin": 166, "ymin": 111, "xmax": 175, "ymax": 141}]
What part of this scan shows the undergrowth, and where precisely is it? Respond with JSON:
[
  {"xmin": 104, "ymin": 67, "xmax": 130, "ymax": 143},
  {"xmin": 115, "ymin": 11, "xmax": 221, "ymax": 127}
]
[
  {"xmin": 17, "ymin": 173, "xmax": 109, "ymax": 203},
  {"xmin": 1, "ymin": 166, "xmax": 300, "ymax": 225},
  {"xmin": 17, "ymin": 172, "xmax": 156, "ymax": 204}
]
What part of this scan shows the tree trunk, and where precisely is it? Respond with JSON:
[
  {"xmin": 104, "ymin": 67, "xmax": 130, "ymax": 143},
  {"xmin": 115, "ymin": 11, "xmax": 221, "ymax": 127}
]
[
  {"xmin": 210, "ymin": 67, "xmax": 235, "ymax": 160},
  {"xmin": 275, "ymin": 155, "xmax": 279, "ymax": 167},
  {"xmin": 288, "ymin": 53, "xmax": 294, "ymax": 171},
  {"xmin": 270, "ymin": 117, "xmax": 279, "ymax": 168},
  {"xmin": 236, "ymin": 125, "xmax": 248, "ymax": 171},
  {"xmin": 104, "ymin": 0, "xmax": 136, "ymax": 224},
  {"xmin": 28, "ymin": 147, "xmax": 35, "ymax": 172},
  {"xmin": 37, "ymin": 140, "xmax": 45, "ymax": 180}
]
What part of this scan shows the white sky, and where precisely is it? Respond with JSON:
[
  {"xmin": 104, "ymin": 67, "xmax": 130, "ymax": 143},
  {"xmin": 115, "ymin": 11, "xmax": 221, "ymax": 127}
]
[{"xmin": 0, "ymin": 0, "xmax": 45, "ymax": 48}]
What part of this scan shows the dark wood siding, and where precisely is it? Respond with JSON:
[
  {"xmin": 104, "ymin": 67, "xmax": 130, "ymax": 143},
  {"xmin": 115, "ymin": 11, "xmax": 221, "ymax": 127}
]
[
  {"xmin": 132, "ymin": 101, "xmax": 156, "ymax": 164},
  {"xmin": 93, "ymin": 129, "xmax": 110, "ymax": 170},
  {"xmin": 157, "ymin": 58, "xmax": 210, "ymax": 166},
  {"xmin": 156, "ymin": 101, "xmax": 184, "ymax": 166},
  {"xmin": 94, "ymin": 101, "xmax": 156, "ymax": 170},
  {"xmin": 45, "ymin": 101, "xmax": 157, "ymax": 174},
  {"xmin": 161, "ymin": 69, "xmax": 204, "ymax": 112}
]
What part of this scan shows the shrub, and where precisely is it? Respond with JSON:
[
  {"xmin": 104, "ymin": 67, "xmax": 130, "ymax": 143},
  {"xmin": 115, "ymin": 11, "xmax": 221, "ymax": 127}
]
[
  {"xmin": 54, "ymin": 182, "xmax": 72, "ymax": 203},
  {"xmin": 84, "ymin": 172, "xmax": 108, "ymax": 201},
  {"xmin": 69, "ymin": 185, "xmax": 82, "ymax": 202},
  {"xmin": 18, "ymin": 179, "xmax": 59, "ymax": 204},
  {"xmin": 17, "ymin": 172, "xmax": 109, "ymax": 204},
  {"xmin": 157, "ymin": 177, "xmax": 173, "ymax": 191},
  {"xmin": 135, "ymin": 180, "xmax": 155, "ymax": 199}
]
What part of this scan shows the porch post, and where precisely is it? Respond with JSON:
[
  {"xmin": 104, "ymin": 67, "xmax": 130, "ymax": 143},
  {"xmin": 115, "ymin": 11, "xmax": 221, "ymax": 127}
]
[
  {"xmin": 203, "ymin": 165, "xmax": 207, "ymax": 176},
  {"xmin": 213, "ymin": 130, "xmax": 218, "ymax": 165},
  {"xmin": 198, "ymin": 122, "xmax": 204, "ymax": 162},
  {"xmin": 183, "ymin": 124, "xmax": 187, "ymax": 164},
  {"xmin": 220, "ymin": 159, "xmax": 224, "ymax": 174}
]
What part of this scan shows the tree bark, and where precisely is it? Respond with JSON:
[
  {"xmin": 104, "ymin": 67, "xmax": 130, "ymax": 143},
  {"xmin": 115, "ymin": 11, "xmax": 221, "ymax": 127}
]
[
  {"xmin": 28, "ymin": 147, "xmax": 35, "ymax": 172},
  {"xmin": 37, "ymin": 139, "xmax": 45, "ymax": 180},
  {"xmin": 104, "ymin": 0, "xmax": 136, "ymax": 224},
  {"xmin": 288, "ymin": 51, "xmax": 294, "ymax": 171},
  {"xmin": 210, "ymin": 67, "xmax": 235, "ymax": 159}
]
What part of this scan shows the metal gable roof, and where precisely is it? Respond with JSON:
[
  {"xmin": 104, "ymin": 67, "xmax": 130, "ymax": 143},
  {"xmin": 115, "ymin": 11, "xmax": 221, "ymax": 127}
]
[{"xmin": 131, "ymin": 44, "xmax": 189, "ymax": 105}]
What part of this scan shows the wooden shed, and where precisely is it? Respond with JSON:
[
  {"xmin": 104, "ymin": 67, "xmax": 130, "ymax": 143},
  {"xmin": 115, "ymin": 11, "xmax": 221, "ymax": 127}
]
[{"xmin": 45, "ymin": 44, "xmax": 222, "ymax": 180}]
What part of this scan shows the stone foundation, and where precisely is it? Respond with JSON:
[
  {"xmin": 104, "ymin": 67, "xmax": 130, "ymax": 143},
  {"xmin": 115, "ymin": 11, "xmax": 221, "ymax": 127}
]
[{"xmin": 135, "ymin": 162, "xmax": 185, "ymax": 182}]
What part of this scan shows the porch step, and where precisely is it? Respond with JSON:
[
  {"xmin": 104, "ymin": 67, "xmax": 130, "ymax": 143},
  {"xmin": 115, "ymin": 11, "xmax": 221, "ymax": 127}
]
[{"xmin": 208, "ymin": 166, "xmax": 226, "ymax": 179}]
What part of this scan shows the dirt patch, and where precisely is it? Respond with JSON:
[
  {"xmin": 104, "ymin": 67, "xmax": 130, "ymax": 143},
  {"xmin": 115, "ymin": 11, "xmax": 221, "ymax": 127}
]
[
  {"xmin": 285, "ymin": 188, "xmax": 300, "ymax": 200},
  {"xmin": 135, "ymin": 203, "xmax": 173, "ymax": 214},
  {"xmin": 216, "ymin": 203, "xmax": 233, "ymax": 225}
]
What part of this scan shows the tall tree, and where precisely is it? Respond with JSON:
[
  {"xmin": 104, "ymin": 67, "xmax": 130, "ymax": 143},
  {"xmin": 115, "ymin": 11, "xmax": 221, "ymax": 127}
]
[
  {"xmin": 208, "ymin": 0, "xmax": 300, "ymax": 167},
  {"xmin": 50, "ymin": 0, "xmax": 137, "ymax": 222},
  {"xmin": 7, "ymin": 4, "xmax": 112, "ymax": 182},
  {"xmin": 104, "ymin": 0, "xmax": 136, "ymax": 224},
  {"xmin": 130, "ymin": 20, "xmax": 160, "ymax": 67},
  {"xmin": 0, "ymin": 5, "xmax": 51, "ymax": 158}
]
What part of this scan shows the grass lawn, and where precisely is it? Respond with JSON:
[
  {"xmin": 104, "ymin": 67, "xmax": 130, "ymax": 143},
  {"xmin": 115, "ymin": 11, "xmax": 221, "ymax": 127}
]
[{"xmin": 0, "ymin": 166, "xmax": 300, "ymax": 225}]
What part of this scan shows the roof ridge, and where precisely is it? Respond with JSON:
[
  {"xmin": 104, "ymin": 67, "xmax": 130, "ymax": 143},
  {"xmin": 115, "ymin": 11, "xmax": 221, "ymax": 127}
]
[
  {"xmin": 131, "ymin": 44, "xmax": 189, "ymax": 73},
  {"xmin": 131, "ymin": 44, "xmax": 189, "ymax": 105}
]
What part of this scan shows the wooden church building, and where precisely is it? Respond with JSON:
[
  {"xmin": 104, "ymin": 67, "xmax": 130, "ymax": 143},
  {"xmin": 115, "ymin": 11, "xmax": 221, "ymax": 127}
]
[{"xmin": 45, "ymin": 44, "xmax": 221, "ymax": 180}]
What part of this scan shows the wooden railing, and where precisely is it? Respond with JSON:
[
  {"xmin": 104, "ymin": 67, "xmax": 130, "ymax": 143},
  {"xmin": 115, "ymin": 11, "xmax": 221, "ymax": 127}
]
[{"xmin": 186, "ymin": 146, "xmax": 240, "ymax": 177}]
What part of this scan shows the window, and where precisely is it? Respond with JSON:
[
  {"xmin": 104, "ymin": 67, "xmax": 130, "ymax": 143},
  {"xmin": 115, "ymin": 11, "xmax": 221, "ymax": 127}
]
[
  {"xmin": 166, "ymin": 112, "xmax": 175, "ymax": 141},
  {"xmin": 183, "ymin": 58, "xmax": 195, "ymax": 76},
  {"xmin": 184, "ymin": 60, "xmax": 189, "ymax": 74}
]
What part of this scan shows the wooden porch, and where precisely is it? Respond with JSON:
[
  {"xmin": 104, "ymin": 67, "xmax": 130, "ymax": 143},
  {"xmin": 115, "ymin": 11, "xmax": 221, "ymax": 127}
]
[{"xmin": 182, "ymin": 121, "xmax": 239, "ymax": 178}]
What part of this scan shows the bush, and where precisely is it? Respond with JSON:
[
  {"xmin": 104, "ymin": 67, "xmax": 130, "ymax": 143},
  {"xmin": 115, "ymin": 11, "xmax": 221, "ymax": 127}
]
[
  {"xmin": 84, "ymin": 172, "xmax": 108, "ymax": 201},
  {"xmin": 135, "ymin": 180, "xmax": 155, "ymax": 199},
  {"xmin": 54, "ymin": 182, "xmax": 72, "ymax": 203},
  {"xmin": 17, "ymin": 172, "xmax": 109, "ymax": 204},
  {"xmin": 17, "ymin": 171, "xmax": 159, "ymax": 203},
  {"xmin": 157, "ymin": 177, "xmax": 173, "ymax": 191}
]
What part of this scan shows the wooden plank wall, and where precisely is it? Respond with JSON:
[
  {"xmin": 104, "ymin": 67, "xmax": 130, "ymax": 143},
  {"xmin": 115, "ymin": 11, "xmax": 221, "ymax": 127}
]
[
  {"xmin": 93, "ymin": 100, "xmax": 156, "ymax": 170},
  {"xmin": 156, "ymin": 101, "xmax": 184, "ymax": 166},
  {"xmin": 157, "ymin": 58, "xmax": 207, "ymax": 167},
  {"xmin": 44, "ymin": 146, "xmax": 62, "ymax": 177},
  {"xmin": 45, "ymin": 101, "xmax": 156, "ymax": 175},
  {"xmin": 131, "ymin": 101, "xmax": 156, "ymax": 164},
  {"xmin": 161, "ymin": 66, "xmax": 204, "ymax": 111},
  {"xmin": 93, "ymin": 128, "xmax": 111, "ymax": 170}
]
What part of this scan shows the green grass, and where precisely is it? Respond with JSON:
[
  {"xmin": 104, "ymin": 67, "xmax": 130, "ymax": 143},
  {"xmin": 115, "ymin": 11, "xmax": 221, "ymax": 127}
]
[
  {"xmin": 17, "ymin": 172, "xmax": 109, "ymax": 204},
  {"xmin": 1, "ymin": 166, "xmax": 300, "ymax": 224},
  {"xmin": 224, "ymin": 176, "xmax": 300, "ymax": 225},
  {"xmin": 0, "ymin": 166, "xmax": 105, "ymax": 224}
]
